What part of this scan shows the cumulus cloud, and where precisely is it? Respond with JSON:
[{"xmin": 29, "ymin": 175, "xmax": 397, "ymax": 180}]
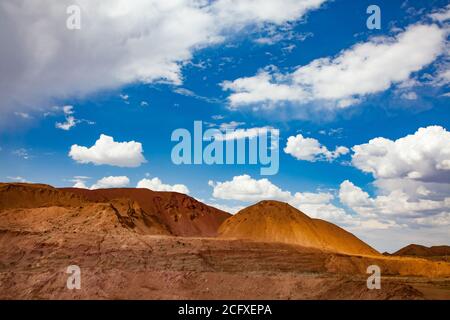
[
  {"xmin": 71, "ymin": 176, "xmax": 89, "ymax": 189},
  {"xmin": 284, "ymin": 134, "xmax": 349, "ymax": 161},
  {"xmin": 372, "ymin": 178, "xmax": 450, "ymax": 203},
  {"xmin": 210, "ymin": 175, "xmax": 339, "ymax": 210},
  {"xmin": 212, "ymin": 0, "xmax": 326, "ymax": 25},
  {"xmin": 344, "ymin": 126, "xmax": 450, "ymax": 227},
  {"xmin": 209, "ymin": 175, "xmax": 265, "ymax": 200},
  {"xmin": 205, "ymin": 202, "xmax": 245, "ymax": 215},
  {"xmin": 222, "ymin": 70, "xmax": 307, "ymax": 107},
  {"xmin": 70, "ymin": 175, "xmax": 130, "ymax": 189},
  {"xmin": 0, "ymin": 0, "xmax": 326, "ymax": 124},
  {"xmin": 73, "ymin": 181, "xmax": 87, "ymax": 188},
  {"xmin": 412, "ymin": 212, "xmax": 450, "ymax": 227},
  {"xmin": 137, "ymin": 177, "xmax": 189, "ymax": 194},
  {"xmin": 339, "ymin": 180, "xmax": 450, "ymax": 226},
  {"xmin": 223, "ymin": 23, "xmax": 446, "ymax": 109},
  {"xmin": 288, "ymin": 191, "xmax": 361, "ymax": 225},
  {"xmin": 69, "ymin": 134, "xmax": 146, "ymax": 167},
  {"xmin": 351, "ymin": 126, "xmax": 450, "ymax": 183},
  {"xmin": 338, "ymin": 180, "xmax": 372, "ymax": 210},
  {"xmin": 90, "ymin": 176, "xmax": 130, "ymax": 189},
  {"xmin": 209, "ymin": 174, "xmax": 291, "ymax": 202}
]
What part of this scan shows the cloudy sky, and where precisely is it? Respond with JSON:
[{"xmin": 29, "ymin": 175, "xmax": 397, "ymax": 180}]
[{"xmin": 0, "ymin": 0, "xmax": 449, "ymax": 252}]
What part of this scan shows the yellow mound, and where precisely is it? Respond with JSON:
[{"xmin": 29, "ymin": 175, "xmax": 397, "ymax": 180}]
[{"xmin": 219, "ymin": 200, "xmax": 379, "ymax": 256}]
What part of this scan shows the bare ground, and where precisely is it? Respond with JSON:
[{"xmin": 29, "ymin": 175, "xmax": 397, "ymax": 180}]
[{"xmin": 0, "ymin": 231, "xmax": 448, "ymax": 300}]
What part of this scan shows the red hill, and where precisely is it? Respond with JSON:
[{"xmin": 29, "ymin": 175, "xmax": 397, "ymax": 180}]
[{"xmin": 60, "ymin": 187, "xmax": 230, "ymax": 237}]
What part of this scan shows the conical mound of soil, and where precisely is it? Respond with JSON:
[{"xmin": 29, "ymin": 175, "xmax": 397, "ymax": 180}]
[{"xmin": 218, "ymin": 200, "xmax": 379, "ymax": 256}]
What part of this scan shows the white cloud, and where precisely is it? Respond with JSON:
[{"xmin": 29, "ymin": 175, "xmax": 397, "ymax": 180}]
[
  {"xmin": 209, "ymin": 174, "xmax": 291, "ymax": 202},
  {"xmin": 345, "ymin": 126, "xmax": 450, "ymax": 227},
  {"xmin": 222, "ymin": 70, "xmax": 307, "ymax": 108},
  {"xmin": 416, "ymin": 185, "xmax": 431, "ymax": 196},
  {"xmin": 412, "ymin": 212, "xmax": 450, "ymax": 227},
  {"xmin": 14, "ymin": 112, "xmax": 32, "ymax": 119},
  {"xmin": 400, "ymin": 91, "xmax": 418, "ymax": 100},
  {"xmin": 12, "ymin": 148, "xmax": 30, "ymax": 160},
  {"xmin": 73, "ymin": 181, "xmax": 87, "ymax": 188},
  {"xmin": 339, "ymin": 180, "xmax": 450, "ymax": 226},
  {"xmin": 55, "ymin": 106, "xmax": 76, "ymax": 130},
  {"xmin": 218, "ymin": 121, "xmax": 246, "ymax": 130},
  {"xmin": 338, "ymin": 180, "xmax": 372, "ymax": 210},
  {"xmin": 71, "ymin": 176, "xmax": 89, "ymax": 189},
  {"xmin": 54, "ymin": 105, "xmax": 94, "ymax": 130},
  {"xmin": 69, "ymin": 134, "xmax": 146, "ymax": 167},
  {"xmin": 211, "ymin": 115, "xmax": 225, "ymax": 120},
  {"xmin": 288, "ymin": 191, "xmax": 358, "ymax": 225},
  {"xmin": 137, "ymin": 177, "xmax": 189, "ymax": 194},
  {"xmin": 223, "ymin": 23, "xmax": 446, "ymax": 110},
  {"xmin": 71, "ymin": 175, "xmax": 130, "ymax": 189},
  {"xmin": 205, "ymin": 202, "xmax": 245, "ymax": 214},
  {"xmin": 56, "ymin": 116, "xmax": 77, "ymax": 131},
  {"xmin": 351, "ymin": 126, "xmax": 450, "ymax": 183},
  {"xmin": 215, "ymin": 126, "xmax": 279, "ymax": 142},
  {"xmin": 254, "ymin": 23, "xmax": 313, "ymax": 46},
  {"xmin": 0, "ymin": 0, "xmax": 325, "ymax": 125},
  {"xmin": 212, "ymin": 0, "xmax": 326, "ymax": 25},
  {"xmin": 7, "ymin": 176, "xmax": 28, "ymax": 183},
  {"xmin": 292, "ymin": 24, "xmax": 445, "ymax": 101},
  {"xmin": 90, "ymin": 176, "xmax": 130, "ymax": 189},
  {"xmin": 373, "ymin": 178, "xmax": 450, "ymax": 203},
  {"xmin": 61, "ymin": 105, "xmax": 74, "ymax": 115},
  {"xmin": 173, "ymin": 87, "xmax": 222, "ymax": 104},
  {"xmin": 284, "ymin": 134, "xmax": 349, "ymax": 162},
  {"xmin": 430, "ymin": 4, "xmax": 450, "ymax": 22},
  {"xmin": 337, "ymin": 98, "xmax": 361, "ymax": 108},
  {"xmin": 433, "ymin": 66, "xmax": 450, "ymax": 86}
]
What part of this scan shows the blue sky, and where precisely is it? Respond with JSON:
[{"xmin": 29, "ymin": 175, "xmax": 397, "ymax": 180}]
[{"xmin": 0, "ymin": 0, "xmax": 449, "ymax": 252}]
